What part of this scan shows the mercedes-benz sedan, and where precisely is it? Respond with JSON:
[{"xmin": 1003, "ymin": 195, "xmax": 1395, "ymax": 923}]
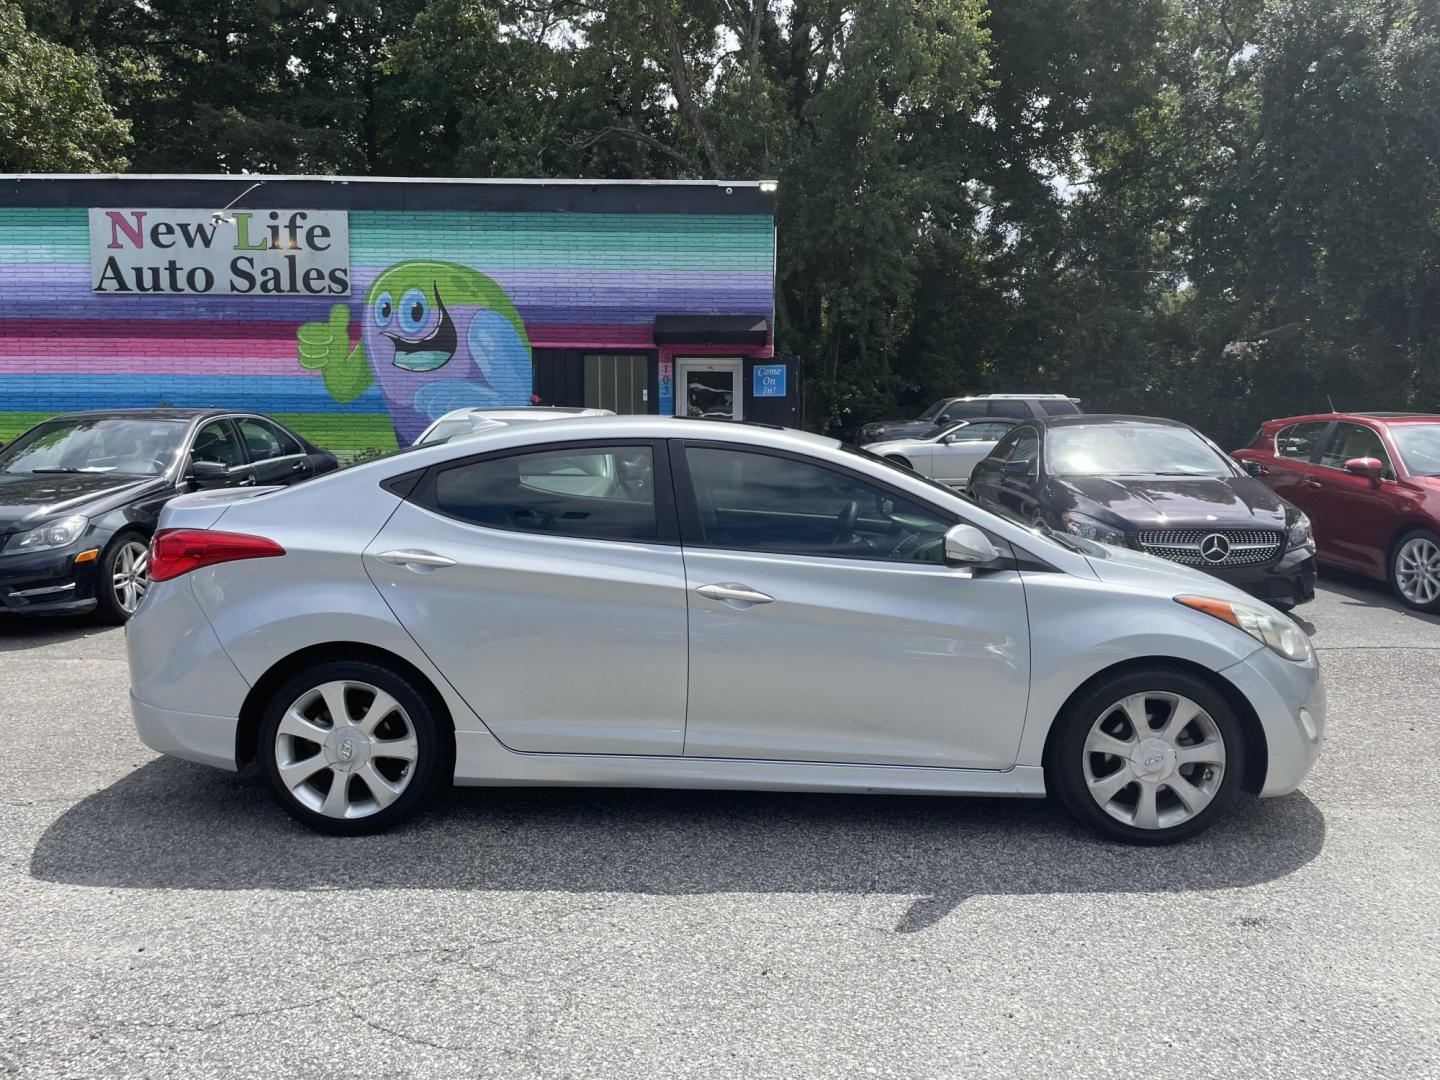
[{"xmin": 126, "ymin": 417, "xmax": 1324, "ymax": 844}]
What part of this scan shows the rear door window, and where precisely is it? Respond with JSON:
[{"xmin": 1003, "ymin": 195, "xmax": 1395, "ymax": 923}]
[
  {"xmin": 1274, "ymin": 422, "xmax": 1329, "ymax": 462},
  {"xmin": 422, "ymin": 443, "xmax": 660, "ymax": 542}
]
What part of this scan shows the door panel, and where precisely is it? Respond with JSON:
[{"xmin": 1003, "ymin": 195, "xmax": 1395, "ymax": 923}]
[
  {"xmin": 366, "ymin": 441, "xmax": 686, "ymax": 755},
  {"xmin": 367, "ymin": 502, "xmax": 688, "ymax": 754},
  {"xmin": 1311, "ymin": 423, "xmax": 1399, "ymax": 574},
  {"xmin": 681, "ymin": 548, "xmax": 1031, "ymax": 767}
]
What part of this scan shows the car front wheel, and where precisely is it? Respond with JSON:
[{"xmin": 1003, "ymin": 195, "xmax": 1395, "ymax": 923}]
[
  {"xmin": 95, "ymin": 532, "xmax": 151, "ymax": 624},
  {"xmin": 1391, "ymin": 529, "xmax": 1440, "ymax": 613},
  {"xmin": 258, "ymin": 661, "xmax": 446, "ymax": 835},
  {"xmin": 1048, "ymin": 668, "xmax": 1245, "ymax": 845}
]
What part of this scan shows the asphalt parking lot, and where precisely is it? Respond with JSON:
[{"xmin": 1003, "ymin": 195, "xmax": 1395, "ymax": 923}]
[{"xmin": 1, "ymin": 572, "xmax": 1437, "ymax": 1079}]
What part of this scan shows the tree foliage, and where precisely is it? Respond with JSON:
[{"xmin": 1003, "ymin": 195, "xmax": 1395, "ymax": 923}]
[
  {"xmin": 8, "ymin": 0, "xmax": 1440, "ymax": 441},
  {"xmin": 0, "ymin": 0, "xmax": 129, "ymax": 170}
]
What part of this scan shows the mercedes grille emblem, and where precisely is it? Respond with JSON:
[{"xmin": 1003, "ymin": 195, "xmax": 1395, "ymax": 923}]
[{"xmin": 1199, "ymin": 533, "xmax": 1231, "ymax": 563}]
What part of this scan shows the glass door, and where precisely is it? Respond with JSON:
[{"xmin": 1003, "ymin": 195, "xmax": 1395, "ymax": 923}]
[{"xmin": 676, "ymin": 359, "xmax": 742, "ymax": 421}]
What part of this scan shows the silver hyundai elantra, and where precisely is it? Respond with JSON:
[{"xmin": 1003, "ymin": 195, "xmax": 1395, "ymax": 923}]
[{"xmin": 125, "ymin": 417, "xmax": 1325, "ymax": 844}]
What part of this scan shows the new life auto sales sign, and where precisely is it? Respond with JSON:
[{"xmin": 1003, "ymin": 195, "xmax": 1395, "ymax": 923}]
[{"xmin": 89, "ymin": 208, "xmax": 350, "ymax": 296}]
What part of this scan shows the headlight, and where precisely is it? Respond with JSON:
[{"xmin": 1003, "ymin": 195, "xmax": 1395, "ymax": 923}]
[
  {"xmin": 1175, "ymin": 594, "xmax": 1312, "ymax": 662},
  {"xmin": 1062, "ymin": 511, "xmax": 1128, "ymax": 547},
  {"xmin": 3, "ymin": 514, "xmax": 89, "ymax": 555},
  {"xmin": 1286, "ymin": 511, "xmax": 1314, "ymax": 550}
]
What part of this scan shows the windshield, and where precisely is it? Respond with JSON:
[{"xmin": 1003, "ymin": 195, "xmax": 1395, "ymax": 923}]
[
  {"xmin": 0, "ymin": 417, "xmax": 188, "ymax": 476},
  {"xmin": 1048, "ymin": 424, "xmax": 1230, "ymax": 477},
  {"xmin": 1391, "ymin": 424, "xmax": 1440, "ymax": 477}
]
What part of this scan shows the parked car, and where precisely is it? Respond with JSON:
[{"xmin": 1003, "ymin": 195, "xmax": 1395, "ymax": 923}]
[
  {"xmin": 967, "ymin": 415, "xmax": 1317, "ymax": 608},
  {"xmin": 863, "ymin": 417, "xmax": 1019, "ymax": 487},
  {"xmin": 414, "ymin": 406, "xmax": 615, "ymax": 447},
  {"xmin": 127, "ymin": 416, "xmax": 1322, "ymax": 845},
  {"xmin": 0, "ymin": 409, "xmax": 336, "ymax": 622},
  {"xmin": 1232, "ymin": 412, "xmax": 1440, "ymax": 612},
  {"xmin": 859, "ymin": 394, "xmax": 1081, "ymax": 443}
]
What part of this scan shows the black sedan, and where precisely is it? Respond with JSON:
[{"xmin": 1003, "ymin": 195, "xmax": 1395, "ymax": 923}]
[
  {"xmin": 967, "ymin": 414, "xmax": 1317, "ymax": 607},
  {"xmin": 0, "ymin": 409, "xmax": 337, "ymax": 622}
]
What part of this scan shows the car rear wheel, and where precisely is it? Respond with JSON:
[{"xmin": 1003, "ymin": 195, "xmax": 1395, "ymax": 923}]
[
  {"xmin": 258, "ymin": 661, "xmax": 446, "ymax": 835},
  {"xmin": 1391, "ymin": 529, "xmax": 1440, "ymax": 613},
  {"xmin": 95, "ymin": 533, "xmax": 150, "ymax": 625},
  {"xmin": 1048, "ymin": 668, "xmax": 1245, "ymax": 845}
]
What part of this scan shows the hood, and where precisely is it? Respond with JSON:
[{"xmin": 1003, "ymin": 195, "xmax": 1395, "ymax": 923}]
[
  {"xmin": 1084, "ymin": 541, "xmax": 1268, "ymax": 609},
  {"xmin": 0, "ymin": 472, "xmax": 159, "ymax": 532},
  {"xmin": 862, "ymin": 419, "xmax": 933, "ymax": 441},
  {"xmin": 1053, "ymin": 474, "xmax": 1289, "ymax": 531}
]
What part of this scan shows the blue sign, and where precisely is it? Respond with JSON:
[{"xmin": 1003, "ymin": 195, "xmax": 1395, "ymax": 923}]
[{"xmin": 753, "ymin": 363, "xmax": 787, "ymax": 398}]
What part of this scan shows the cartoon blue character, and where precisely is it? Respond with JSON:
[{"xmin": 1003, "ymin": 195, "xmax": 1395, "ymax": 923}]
[{"xmin": 297, "ymin": 260, "xmax": 531, "ymax": 444}]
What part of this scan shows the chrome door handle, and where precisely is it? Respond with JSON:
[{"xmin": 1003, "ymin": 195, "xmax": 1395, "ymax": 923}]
[
  {"xmin": 377, "ymin": 549, "xmax": 457, "ymax": 570},
  {"xmin": 696, "ymin": 583, "xmax": 774, "ymax": 605}
]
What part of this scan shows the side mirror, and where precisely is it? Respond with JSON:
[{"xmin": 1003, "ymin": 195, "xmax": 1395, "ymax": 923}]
[
  {"xmin": 943, "ymin": 523, "xmax": 1000, "ymax": 566},
  {"xmin": 1343, "ymin": 456, "xmax": 1383, "ymax": 482},
  {"xmin": 1001, "ymin": 459, "xmax": 1034, "ymax": 480},
  {"xmin": 189, "ymin": 460, "xmax": 229, "ymax": 485}
]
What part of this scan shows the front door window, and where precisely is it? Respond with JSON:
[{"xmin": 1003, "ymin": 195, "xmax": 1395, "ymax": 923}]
[{"xmin": 677, "ymin": 360, "xmax": 742, "ymax": 420}]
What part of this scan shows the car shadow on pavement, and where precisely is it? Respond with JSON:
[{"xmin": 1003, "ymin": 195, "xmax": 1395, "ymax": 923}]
[
  {"xmin": 0, "ymin": 615, "xmax": 111, "ymax": 652},
  {"xmin": 30, "ymin": 759, "xmax": 1325, "ymax": 933},
  {"xmin": 1317, "ymin": 567, "xmax": 1440, "ymax": 626}
]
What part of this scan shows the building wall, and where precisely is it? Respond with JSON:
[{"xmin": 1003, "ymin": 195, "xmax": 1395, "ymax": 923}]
[{"xmin": 0, "ymin": 182, "xmax": 775, "ymax": 453}]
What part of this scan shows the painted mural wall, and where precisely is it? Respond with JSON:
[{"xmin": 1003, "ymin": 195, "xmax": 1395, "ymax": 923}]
[{"xmin": 0, "ymin": 205, "xmax": 775, "ymax": 453}]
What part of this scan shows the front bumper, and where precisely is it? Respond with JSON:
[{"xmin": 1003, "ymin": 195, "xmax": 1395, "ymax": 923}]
[
  {"xmin": 0, "ymin": 545, "xmax": 101, "ymax": 615},
  {"xmin": 1220, "ymin": 643, "xmax": 1326, "ymax": 797}
]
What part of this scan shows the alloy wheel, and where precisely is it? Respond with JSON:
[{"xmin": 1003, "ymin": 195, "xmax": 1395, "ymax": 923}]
[
  {"xmin": 273, "ymin": 680, "xmax": 419, "ymax": 820},
  {"xmin": 1395, "ymin": 536, "xmax": 1440, "ymax": 606},
  {"xmin": 1082, "ymin": 691, "xmax": 1227, "ymax": 831},
  {"xmin": 112, "ymin": 540, "xmax": 151, "ymax": 615}
]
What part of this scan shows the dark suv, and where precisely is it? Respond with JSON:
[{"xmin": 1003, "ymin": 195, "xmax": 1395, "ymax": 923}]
[
  {"xmin": 0, "ymin": 409, "xmax": 337, "ymax": 622},
  {"xmin": 860, "ymin": 394, "xmax": 1082, "ymax": 443}
]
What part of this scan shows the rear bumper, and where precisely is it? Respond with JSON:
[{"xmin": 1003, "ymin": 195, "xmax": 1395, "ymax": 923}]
[
  {"xmin": 130, "ymin": 690, "xmax": 240, "ymax": 771},
  {"xmin": 1220, "ymin": 644, "xmax": 1325, "ymax": 797}
]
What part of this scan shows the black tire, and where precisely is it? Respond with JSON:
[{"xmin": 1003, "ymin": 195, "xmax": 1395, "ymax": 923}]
[
  {"xmin": 93, "ymin": 530, "xmax": 150, "ymax": 625},
  {"xmin": 257, "ymin": 660, "xmax": 447, "ymax": 835},
  {"xmin": 1389, "ymin": 527, "xmax": 1440, "ymax": 614},
  {"xmin": 1047, "ymin": 667, "xmax": 1246, "ymax": 846}
]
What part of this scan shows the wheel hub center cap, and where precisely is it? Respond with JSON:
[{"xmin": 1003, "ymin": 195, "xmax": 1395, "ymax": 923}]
[
  {"xmin": 324, "ymin": 730, "xmax": 372, "ymax": 773},
  {"xmin": 1131, "ymin": 738, "xmax": 1176, "ymax": 781}
]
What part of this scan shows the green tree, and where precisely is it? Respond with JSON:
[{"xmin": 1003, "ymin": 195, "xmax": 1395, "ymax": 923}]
[{"xmin": 0, "ymin": 0, "xmax": 129, "ymax": 170}]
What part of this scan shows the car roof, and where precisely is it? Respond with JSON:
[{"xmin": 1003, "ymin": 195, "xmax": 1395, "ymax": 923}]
[
  {"xmin": 1262, "ymin": 411, "xmax": 1440, "ymax": 426},
  {"xmin": 35, "ymin": 407, "xmax": 227, "ymax": 422},
  {"xmin": 402, "ymin": 415, "xmax": 841, "ymax": 459},
  {"xmin": 1015, "ymin": 413, "xmax": 1191, "ymax": 430}
]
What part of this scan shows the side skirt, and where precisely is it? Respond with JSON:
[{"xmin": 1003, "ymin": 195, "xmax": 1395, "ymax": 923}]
[{"xmin": 454, "ymin": 730, "xmax": 1046, "ymax": 797}]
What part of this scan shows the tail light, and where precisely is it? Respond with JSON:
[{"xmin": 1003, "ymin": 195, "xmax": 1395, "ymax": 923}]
[{"xmin": 148, "ymin": 529, "xmax": 285, "ymax": 582}]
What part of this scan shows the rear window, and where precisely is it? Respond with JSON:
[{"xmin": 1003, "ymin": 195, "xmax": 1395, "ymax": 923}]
[{"xmin": 1040, "ymin": 399, "xmax": 1081, "ymax": 416}]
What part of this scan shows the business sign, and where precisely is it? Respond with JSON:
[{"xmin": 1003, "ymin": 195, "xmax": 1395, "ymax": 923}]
[
  {"xmin": 753, "ymin": 363, "xmax": 786, "ymax": 397},
  {"xmin": 89, "ymin": 208, "xmax": 350, "ymax": 296}
]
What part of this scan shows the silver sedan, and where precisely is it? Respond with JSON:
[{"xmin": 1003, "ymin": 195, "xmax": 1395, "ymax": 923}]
[{"xmin": 126, "ymin": 417, "xmax": 1324, "ymax": 844}]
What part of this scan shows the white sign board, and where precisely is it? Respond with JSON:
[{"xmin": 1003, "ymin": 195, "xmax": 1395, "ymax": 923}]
[{"xmin": 89, "ymin": 208, "xmax": 350, "ymax": 296}]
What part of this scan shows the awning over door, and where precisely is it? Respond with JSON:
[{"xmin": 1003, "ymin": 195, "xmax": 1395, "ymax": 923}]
[{"xmin": 653, "ymin": 314, "xmax": 770, "ymax": 345}]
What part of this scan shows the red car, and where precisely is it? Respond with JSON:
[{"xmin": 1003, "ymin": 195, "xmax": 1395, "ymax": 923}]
[{"xmin": 1233, "ymin": 412, "xmax": 1440, "ymax": 612}]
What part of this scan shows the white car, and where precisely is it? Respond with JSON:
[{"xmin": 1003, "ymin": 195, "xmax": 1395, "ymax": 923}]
[
  {"xmin": 414, "ymin": 406, "xmax": 614, "ymax": 446},
  {"xmin": 126, "ymin": 417, "xmax": 1324, "ymax": 844},
  {"xmin": 865, "ymin": 418, "xmax": 1019, "ymax": 487}
]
